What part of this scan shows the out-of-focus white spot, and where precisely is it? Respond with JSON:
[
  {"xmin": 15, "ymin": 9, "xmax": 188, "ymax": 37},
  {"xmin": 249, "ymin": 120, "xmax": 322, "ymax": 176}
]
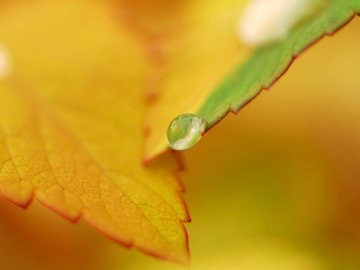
[
  {"xmin": 0, "ymin": 44, "xmax": 11, "ymax": 80},
  {"xmin": 238, "ymin": 0, "xmax": 326, "ymax": 46}
]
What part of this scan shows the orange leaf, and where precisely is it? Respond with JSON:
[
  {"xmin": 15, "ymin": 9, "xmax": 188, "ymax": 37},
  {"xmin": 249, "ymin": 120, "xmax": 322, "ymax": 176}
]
[
  {"xmin": 0, "ymin": 0, "xmax": 189, "ymax": 264},
  {"xmin": 123, "ymin": 0, "xmax": 252, "ymax": 160}
]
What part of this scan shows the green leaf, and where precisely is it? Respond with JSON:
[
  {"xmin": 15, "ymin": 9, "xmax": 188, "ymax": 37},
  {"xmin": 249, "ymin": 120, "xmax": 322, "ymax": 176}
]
[{"xmin": 198, "ymin": 0, "xmax": 360, "ymax": 128}]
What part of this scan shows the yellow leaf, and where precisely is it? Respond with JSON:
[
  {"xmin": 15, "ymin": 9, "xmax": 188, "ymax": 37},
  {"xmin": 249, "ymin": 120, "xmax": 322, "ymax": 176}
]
[
  {"xmin": 126, "ymin": 0, "xmax": 252, "ymax": 160},
  {"xmin": 0, "ymin": 0, "xmax": 189, "ymax": 264}
]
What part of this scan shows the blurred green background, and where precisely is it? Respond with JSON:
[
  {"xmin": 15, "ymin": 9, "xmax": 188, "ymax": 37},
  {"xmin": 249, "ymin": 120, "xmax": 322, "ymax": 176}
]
[{"xmin": 1, "ymin": 13, "xmax": 360, "ymax": 270}]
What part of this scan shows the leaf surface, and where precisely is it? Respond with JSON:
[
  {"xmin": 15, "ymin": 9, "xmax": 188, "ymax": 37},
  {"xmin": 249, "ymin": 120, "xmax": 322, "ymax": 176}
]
[
  {"xmin": 0, "ymin": 0, "xmax": 189, "ymax": 264},
  {"xmin": 144, "ymin": 0, "xmax": 360, "ymax": 159},
  {"xmin": 128, "ymin": 0, "xmax": 251, "ymax": 160}
]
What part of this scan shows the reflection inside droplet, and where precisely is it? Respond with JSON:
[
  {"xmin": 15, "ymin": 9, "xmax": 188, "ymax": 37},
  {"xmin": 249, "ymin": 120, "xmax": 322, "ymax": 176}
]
[{"xmin": 167, "ymin": 113, "xmax": 207, "ymax": 151}]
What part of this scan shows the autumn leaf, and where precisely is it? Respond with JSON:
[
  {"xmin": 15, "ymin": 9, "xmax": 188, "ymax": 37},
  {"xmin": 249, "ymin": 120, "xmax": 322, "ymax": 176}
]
[
  {"xmin": 137, "ymin": 0, "xmax": 251, "ymax": 160},
  {"xmin": 2, "ymin": 4, "xmax": 360, "ymax": 268},
  {"xmin": 1, "ymin": 0, "xmax": 360, "ymax": 265},
  {"xmin": 143, "ymin": 0, "xmax": 360, "ymax": 160},
  {"xmin": 0, "ymin": 0, "xmax": 189, "ymax": 264}
]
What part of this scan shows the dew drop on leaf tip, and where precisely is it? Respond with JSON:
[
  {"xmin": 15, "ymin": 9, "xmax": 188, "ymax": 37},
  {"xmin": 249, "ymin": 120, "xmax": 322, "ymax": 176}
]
[{"xmin": 167, "ymin": 113, "xmax": 207, "ymax": 151}]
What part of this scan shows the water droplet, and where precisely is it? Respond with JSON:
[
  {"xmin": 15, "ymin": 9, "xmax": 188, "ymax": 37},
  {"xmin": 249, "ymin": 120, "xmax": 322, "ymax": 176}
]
[{"xmin": 167, "ymin": 113, "xmax": 207, "ymax": 151}]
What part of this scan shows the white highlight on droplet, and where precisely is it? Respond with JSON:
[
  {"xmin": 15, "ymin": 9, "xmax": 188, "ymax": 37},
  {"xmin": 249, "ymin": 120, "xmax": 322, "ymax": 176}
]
[
  {"xmin": 0, "ymin": 44, "xmax": 11, "ymax": 80},
  {"xmin": 238, "ymin": 0, "xmax": 325, "ymax": 46}
]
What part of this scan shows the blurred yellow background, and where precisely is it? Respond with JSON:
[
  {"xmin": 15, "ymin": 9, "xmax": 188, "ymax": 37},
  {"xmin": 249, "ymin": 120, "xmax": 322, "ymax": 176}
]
[{"xmin": 1, "ymin": 12, "xmax": 360, "ymax": 270}]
